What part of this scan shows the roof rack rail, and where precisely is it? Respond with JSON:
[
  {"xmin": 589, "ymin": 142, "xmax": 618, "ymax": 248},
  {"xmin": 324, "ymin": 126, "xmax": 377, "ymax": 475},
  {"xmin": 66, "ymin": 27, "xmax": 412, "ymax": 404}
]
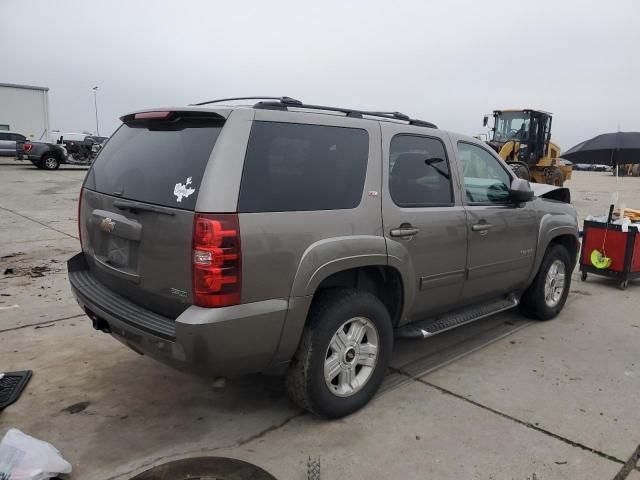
[
  {"xmin": 191, "ymin": 96, "xmax": 302, "ymax": 107},
  {"xmin": 253, "ymin": 99, "xmax": 437, "ymax": 129}
]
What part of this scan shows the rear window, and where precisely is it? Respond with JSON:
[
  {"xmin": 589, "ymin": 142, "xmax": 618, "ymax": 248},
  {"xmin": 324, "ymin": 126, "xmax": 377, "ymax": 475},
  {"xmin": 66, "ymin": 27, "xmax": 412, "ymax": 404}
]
[
  {"xmin": 86, "ymin": 115, "xmax": 223, "ymax": 210},
  {"xmin": 238, "ymin": 122, "xmax": 369, "ymax": 212}
]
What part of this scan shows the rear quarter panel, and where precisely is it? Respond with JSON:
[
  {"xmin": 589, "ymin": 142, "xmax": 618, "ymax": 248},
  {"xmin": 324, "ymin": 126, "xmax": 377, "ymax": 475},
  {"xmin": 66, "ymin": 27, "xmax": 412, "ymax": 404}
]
[
  {"xmin": 225, "ymin": 111, "xmax": 385, "ymax": 368},
  {"xmin": 236, "ymin": 110, "xmax": 385, "ymax": 304}
]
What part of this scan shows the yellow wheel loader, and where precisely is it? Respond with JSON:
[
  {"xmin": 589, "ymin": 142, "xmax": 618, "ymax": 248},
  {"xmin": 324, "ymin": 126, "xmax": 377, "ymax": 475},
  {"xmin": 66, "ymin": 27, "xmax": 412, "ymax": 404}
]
[{"xmin": 483, "ymin": 109, "xmax": 572, "ymax": 186}]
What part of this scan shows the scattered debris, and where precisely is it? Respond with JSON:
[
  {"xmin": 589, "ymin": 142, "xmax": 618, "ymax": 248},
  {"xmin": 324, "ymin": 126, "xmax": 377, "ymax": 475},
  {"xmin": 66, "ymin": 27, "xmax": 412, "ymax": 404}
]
[
  {"xmin": 0, "ymin": 293, "xmax": 11, "ymax": 297},
  {"xmin": 555, "ymin": 460, "xmax": 567, "ymax": 465},
  {"xmin": 3, "ymin": 264, "xmax": 59, "ymax": 279},
  {"xmin": 0, "ymin": 305, "xmax": 20, "ymax": 311},
  {"xmin": 571, "ymin": 290, "xmax": 592, "ymax": 296},
  {"xmin": 0, "ymin": 428, "xmax": 72, "ymax": 479},
  {"xmin": 34, "ymin": 324, "xmax": 55, "ymax": 330},
  {"xmin": 60, "ymin": 401, "xmax": 90, "ymax": 414},
  {"xmin": 0, "ymin": 252, "xmax": 24, "ymax": 260},
  {"xmin": 29, "ymin": 265, "xmax": 52, "ymax": 278}
]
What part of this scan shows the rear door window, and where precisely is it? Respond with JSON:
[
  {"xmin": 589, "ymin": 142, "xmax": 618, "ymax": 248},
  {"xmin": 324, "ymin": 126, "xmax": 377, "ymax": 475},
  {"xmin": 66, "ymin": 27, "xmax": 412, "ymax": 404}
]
[
  {"xmin": 389, "ymin": 134, "xmax": 453, "ymax": 207},
  {"xmin": 85, "ymin": 114, "xmax": 224, "ymax": 210},
  {"xmin": 238, "ymin": 121, "xmax": 369, "ymax": 212}
]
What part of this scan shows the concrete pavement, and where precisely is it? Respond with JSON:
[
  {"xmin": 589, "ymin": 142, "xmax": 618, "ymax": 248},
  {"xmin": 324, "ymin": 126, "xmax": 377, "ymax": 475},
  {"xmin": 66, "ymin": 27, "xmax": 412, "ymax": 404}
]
[{"xmin": 1, "ymin": 163, "xmax": 639, "ymax": 479}]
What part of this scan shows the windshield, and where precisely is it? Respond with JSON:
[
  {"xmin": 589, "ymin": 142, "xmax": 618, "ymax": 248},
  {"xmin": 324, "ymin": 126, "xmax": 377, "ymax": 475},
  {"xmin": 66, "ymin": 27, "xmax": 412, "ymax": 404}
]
[{"xmin": 493, "ymin": 111, "xmax": 530, "ymax": 143}]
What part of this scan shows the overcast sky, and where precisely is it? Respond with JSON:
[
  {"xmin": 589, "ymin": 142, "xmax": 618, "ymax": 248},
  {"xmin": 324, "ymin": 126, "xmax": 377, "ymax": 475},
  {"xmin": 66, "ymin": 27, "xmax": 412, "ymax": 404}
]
[{"xmin": 1, "ymin": 0, "xmax": 638, "ymax": 149}]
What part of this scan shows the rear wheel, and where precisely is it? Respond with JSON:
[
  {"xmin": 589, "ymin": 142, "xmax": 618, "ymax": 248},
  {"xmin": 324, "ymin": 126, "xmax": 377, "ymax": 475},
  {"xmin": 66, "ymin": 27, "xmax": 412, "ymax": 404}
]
[
  {"xmin": 548, "ymin": 168, "xmax": 563, "ymax": 186},
  {"xmin": 520, "ymin": 244, "xmax": 572, "ymax": 320},
  {"xmin": 510, "ymin": 162, "xmax": 530, "ymax": 181},
  {"xmin": 286, "ymin": 288, "xmax": 393, "ymax": 418},
  {"xmin": 42, "ymin": 153, "xmax": 60, "ymax": 170}
]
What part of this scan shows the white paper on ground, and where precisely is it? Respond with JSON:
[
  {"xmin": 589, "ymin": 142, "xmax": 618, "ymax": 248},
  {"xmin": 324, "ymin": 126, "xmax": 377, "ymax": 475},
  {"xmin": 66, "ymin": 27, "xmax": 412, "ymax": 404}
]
[{"xmin": 0, "ymin": 429, "xmax": 72, "ymax": 480}]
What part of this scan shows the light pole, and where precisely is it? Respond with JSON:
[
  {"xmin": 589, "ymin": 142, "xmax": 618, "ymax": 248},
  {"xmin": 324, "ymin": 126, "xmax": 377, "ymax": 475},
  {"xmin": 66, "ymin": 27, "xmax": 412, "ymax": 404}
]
[{"xmin": 92, "ymin": 86, "xmax": 100, "ymax": 136}]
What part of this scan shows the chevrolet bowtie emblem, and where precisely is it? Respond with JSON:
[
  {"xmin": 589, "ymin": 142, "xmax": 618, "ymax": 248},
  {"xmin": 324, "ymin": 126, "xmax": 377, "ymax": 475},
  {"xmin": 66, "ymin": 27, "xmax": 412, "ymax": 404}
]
[{"xmin": 100, "ymin": 217, "xmax": 116, "ymax": 233}]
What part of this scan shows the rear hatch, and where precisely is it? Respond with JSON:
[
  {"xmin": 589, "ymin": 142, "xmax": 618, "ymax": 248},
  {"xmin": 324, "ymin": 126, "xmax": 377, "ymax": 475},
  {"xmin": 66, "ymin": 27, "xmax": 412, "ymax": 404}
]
[{"xmin": 81, "ymin": 110, "xmax": 225, "ymax": 318}]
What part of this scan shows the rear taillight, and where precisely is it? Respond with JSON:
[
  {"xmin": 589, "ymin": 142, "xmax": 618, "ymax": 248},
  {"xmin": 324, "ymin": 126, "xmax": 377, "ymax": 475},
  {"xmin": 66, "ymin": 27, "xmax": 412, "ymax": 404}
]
[
  {"xmin": 192, "ymin": 214, "xmax": 241, "ymax": 307},
  {"xmin": 23, "ymin": 143, "xmax": 33, "ymax": 153},
  {"xmin": 78, "ymin": 188, "xmax": 83, "ymax": 248}
]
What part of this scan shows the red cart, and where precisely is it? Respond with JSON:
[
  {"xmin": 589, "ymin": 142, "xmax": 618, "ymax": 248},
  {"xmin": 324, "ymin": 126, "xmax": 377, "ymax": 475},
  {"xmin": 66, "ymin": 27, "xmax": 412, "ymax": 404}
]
[{"xmin": 579, "ymin": 220, "xmax": 640, "ymax": 289}]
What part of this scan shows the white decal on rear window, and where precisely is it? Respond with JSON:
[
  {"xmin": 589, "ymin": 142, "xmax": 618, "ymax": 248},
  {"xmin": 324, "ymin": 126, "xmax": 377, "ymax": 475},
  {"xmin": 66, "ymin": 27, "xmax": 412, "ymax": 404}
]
[{"xmin": 174, "ymin": 176, "xmax": 196, "ymax": 203}]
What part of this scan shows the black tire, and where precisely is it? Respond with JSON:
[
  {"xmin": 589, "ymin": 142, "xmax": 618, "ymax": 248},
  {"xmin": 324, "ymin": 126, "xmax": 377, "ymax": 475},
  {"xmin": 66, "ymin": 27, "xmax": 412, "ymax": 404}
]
[
  {"xmin": 581, "ymin": 271, "xmax": 588, "ymax": 281},
  {"xmin": 520, "ymin": 244, "xmax": 572, "ymax": 320},
  {"xmin": 510, "ymin": 162, "xmax": 530, "ymax": 181},
  {"xmin": 41, "ymin": 153, "xmax": 60, "ymax": 170},
  {"xmin": 286, "ymin": 288, "xmax": 393, "ymax": 419}
]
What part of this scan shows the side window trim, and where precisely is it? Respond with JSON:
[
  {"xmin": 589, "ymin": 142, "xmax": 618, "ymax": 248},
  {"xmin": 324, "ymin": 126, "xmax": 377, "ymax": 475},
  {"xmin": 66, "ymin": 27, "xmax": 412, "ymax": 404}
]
[
  {"xmin": 457, "ymin": 140, "xmax": 512, "ymax": 206},
  {"xmin": 389, "ymin": 133, "xmax": 455, "ymax": 209}
]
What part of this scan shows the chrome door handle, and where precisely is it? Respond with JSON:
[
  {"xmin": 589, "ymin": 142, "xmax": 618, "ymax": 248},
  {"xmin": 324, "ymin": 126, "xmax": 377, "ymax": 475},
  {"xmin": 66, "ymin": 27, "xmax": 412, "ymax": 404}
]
[
  {"xmin": 390, "ymin": 227, "xmax": 420, "ymax": 237},
  {"xmin": 472, "ymin": 223, "xmax": 494, "ymax": 232}
]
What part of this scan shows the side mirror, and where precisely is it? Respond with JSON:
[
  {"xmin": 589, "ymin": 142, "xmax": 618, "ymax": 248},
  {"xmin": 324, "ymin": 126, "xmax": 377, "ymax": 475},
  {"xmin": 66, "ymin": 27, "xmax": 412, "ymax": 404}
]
[
  {"xmin": 483, "ymin": 115, "xmax": 489, "ymax": 127},
  {"xmin": 509, "ymin": 178, "xmax": 534, "ymax": 203}
]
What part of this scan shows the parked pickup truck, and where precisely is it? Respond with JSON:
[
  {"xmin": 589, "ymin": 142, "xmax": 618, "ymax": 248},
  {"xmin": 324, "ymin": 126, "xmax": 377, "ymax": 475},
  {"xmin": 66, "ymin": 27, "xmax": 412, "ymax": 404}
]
[
  {"xmin": 68, "ymin": 97, "xmax": 579, "ymax": 418},
  {"xmin": 16, "ymin": 138, "xmax": 96, "ymax": 169}
]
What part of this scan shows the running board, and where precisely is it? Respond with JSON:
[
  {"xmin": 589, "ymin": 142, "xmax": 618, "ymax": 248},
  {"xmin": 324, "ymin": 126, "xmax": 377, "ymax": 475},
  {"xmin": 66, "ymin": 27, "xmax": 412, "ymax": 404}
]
[{"xmin": 395, "ymin": 295, "xmax": 519, "ymax": 339}]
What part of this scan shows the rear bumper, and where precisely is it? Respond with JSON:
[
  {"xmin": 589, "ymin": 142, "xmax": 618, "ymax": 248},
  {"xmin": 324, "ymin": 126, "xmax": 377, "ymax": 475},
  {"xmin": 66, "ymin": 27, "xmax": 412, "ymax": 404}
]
[{"xmin": 67, "ymin": 253, "xmax": 288, "ymax": 377}]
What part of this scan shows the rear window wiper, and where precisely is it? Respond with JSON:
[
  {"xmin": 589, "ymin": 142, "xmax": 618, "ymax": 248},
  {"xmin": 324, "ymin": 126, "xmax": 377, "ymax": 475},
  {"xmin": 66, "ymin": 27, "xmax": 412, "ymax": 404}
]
[{"xmin": 113, "ymin": 200, "xmax": 175, "ymax": 216}]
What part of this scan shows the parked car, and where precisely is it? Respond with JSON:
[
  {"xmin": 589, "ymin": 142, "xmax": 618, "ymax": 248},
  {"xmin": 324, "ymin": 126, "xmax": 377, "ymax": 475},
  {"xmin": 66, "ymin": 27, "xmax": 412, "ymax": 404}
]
[
  {"xmin": 591, "ymin": 164, "xmax": 612, "ymax": 172},
  {"xmin": 16, "ymin": 135, "xmax": 103, "ymax": 169},
  {"xmin": 15, "ymin": 139, "xmax": 68, "ymax": 169},
  {"xmin": 574, "ymin": 163, "xmax": 591, "ymax": 171},
  {"xmin": 68, "ymin": 97, "xmax": 579, "ymax": 418},
  {"xmin": 0, "ymin": 131, "xmax": 27, "ymax": 156}
]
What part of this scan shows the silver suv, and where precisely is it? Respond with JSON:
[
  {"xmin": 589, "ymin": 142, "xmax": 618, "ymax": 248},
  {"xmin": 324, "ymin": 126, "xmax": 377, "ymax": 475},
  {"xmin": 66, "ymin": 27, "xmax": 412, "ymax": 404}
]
[
  {"xmin": 68, "ymin": 97, "xmax": 579, "ymax": 418},
  {"xmin": 0, "ymin": 131, "xmax": 27, "ymax": 156}
]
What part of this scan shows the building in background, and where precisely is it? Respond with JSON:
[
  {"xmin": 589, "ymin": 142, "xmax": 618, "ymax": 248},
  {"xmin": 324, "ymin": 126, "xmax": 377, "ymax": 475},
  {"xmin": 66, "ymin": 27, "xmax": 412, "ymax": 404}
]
[{"xmin": 0, "ymin": 82, "xmax": 51, "ymax": 140}]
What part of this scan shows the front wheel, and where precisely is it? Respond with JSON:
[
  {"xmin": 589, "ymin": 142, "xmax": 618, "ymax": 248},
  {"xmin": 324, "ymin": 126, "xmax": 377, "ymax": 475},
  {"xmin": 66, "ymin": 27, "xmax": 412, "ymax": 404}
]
[
  {"xmin": 520, "ymin": 244, "xmax": 572, "ymax": 320},
  {"xmin": 286, "ymin": 289, "xmax": 393, "ymax": 419},
  {"xmin": 42, "ymin": 153, "xmax": 60, "ymax": 170}
]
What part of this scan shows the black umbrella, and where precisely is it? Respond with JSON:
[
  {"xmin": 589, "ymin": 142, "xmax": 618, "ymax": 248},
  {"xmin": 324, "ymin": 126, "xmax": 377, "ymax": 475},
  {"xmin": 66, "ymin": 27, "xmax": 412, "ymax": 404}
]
[{"xmin": 562, "ymin": 132, "xmax": 640, "ymax": 166}]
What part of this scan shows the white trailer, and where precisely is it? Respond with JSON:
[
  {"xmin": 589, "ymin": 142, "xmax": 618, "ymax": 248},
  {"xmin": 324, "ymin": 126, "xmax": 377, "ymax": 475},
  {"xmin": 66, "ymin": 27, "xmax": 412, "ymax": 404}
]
[{"xmin": 0, "ymin": 82, "xmax": 51, "ymax": 140}]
